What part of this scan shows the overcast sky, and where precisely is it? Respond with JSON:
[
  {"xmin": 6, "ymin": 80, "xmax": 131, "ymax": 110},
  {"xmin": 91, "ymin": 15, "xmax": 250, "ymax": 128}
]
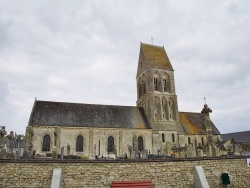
[{"xmin": 0, "ymin": 0, "xmax": 250, "ymax": 135}]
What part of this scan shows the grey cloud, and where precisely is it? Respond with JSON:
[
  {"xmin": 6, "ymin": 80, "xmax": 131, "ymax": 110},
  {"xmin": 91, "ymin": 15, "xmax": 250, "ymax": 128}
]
[
  {"xmin": 0, "ymin": 0, "xmax": 250, "ymax": 135},
  {"xmin": 0, "ymin": 20, "xmax": 11, "ymax": 49},
  {"xmin": 0, "ymin": 79, "xmax": 9, "ymax": 103}
]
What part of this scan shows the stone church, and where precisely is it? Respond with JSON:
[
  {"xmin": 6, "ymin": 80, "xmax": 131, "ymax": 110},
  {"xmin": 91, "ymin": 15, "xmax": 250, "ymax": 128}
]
[{"xmin": 24, "ymin": 43, "xmax": 221, "ymax": 159}]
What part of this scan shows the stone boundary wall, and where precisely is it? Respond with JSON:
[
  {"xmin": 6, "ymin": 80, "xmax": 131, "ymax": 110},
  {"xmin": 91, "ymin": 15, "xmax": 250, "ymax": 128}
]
[{"xmin": 0, "ymin": 157, "xmax": 250, "ymax": 188}]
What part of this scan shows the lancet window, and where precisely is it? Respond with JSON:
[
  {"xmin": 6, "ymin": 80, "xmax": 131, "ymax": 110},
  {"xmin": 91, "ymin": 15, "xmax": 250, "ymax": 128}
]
[
  {"xmin": 153, "ymin": 72, "xmax": 160, "ymax": 91},
  {"xmin": 76, "ymin": 135, "xmax": 83, "ymax": 152},
  {"xmin": 162, "ymin": 73, "xmax": 171, "ymax": 93},
  {"xmin": 42, "ymin": 135, "xmax": 50, "ymax": 151},
  {"xmin": 138, "ymin": 136, "xmax": 144, "ymax": 151},
  {"xmin": 108, "ymin": 136, "xmax": 115, "ymax": 153}
]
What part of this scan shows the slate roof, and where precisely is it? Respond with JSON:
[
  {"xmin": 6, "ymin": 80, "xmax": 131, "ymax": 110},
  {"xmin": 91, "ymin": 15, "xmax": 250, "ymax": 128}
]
[
  {"xmin": 141, "ymin": 43, "xmax": 173, "ymax": 71},
  {"xmin": 179, "ymin": 112, "xmax": 220, "ymax": 135},
  {"xmin": 221, "ymin": 131, "xmax": 250, "ymax": 143},
  {"xmin": 28, "ymin": 100, "xmax": 151, "ymax": 129}
]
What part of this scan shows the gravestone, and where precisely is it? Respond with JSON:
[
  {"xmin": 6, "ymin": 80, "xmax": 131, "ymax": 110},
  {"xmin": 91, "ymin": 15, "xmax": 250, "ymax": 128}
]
[
  {"xmin": 60, "ymin": 146, "xmax": 64, "ymax": 160},
  {"xmin": 9, "ymin": 131, "xmax": 14, "ymax": 153},
  {"xmin": 131, "ymin": 151, "xmax": 140, "ymax": 160},
  {"xmin": 197, "ymin": 149, "xmax": 203, "ymax": 157},
  {"xmin": 186, "ymin": 144, "xmax": 195, "ymax": 158},
  {"xmin": 0, "ymin": 148, "xmax": 6, "ymax": 159},
  {"xmin": 28, "ymin": 142, "xmax": 33, "ymax": 158},
  {"xmin": 0, "ymin": 127, "xmax": 6, "ymax": 149},
  {"xmin": 24, "ymin": 127, "xmax": 34, "ymax": 158},
  {"xmin": 52, "ymin": 147, "xmax": 58, "ymax": 160},
  {"xmin": 179, "ymin": 150, "xmax": 185, "ymax": 158},
  {"xmin": 6, "ymin": 131, "xmax": 15, "ymax": 159},
  {"xmin": 67, "ymin": 144, "xmax": 70, "ymax": 155},
  {"xmin": 206, "ymin": 142, "xmax": 213, "ymax": 157},
  {"xmin": 142, "ymin": 150, "xmax": 148, "ymax": 159},
  {"xmin": 0, "ymin": 126, "xmax": 7, "ymax": 159},
  {"xmin": 131, "ymin": 151, "xmax": 136, "ymax": 160},
  {"xmin": 16, "ymin": 150, "xmax": 20, "ymax": 160},
  {"xmin": 131, "ymin": 151, "xmax": 140, "ymax": 159},
  {"xmin": 211, "ymin": 143, "xmax": 217, "ymax": 157},
  {"xmin": 197, "ymin": 143, "xmax": 204, "ymax": 157}
]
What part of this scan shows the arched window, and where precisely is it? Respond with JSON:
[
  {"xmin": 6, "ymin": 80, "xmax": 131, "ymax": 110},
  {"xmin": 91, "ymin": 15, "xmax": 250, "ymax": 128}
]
[
  {"xmin": 163, "ymin": 79, "xmax": 167, "ymax": 92},
  {"xmin": 138, "ymin": 136, "xmax": 144, "ymax": 151},
  {"xmin": 42, "ymin": 135, "xmax": 50, "ymax": 151},
  {"xmin": 154, "ymin": 77, "xmax": 158, "ymax": 91},
  {"xmin": 162, "ymin": 73, "xmax": 171, "ymax": 93},
  {"xmin": 108, "ymin": 136, "xmax": 114, "ymax": 153},
  {"xmin": 76, "ymin": 135, "xmax": 83, "ymax": 152},
  {"xmin": 153, "ymin": 72, "xmax": 160, "ymax": 91}
]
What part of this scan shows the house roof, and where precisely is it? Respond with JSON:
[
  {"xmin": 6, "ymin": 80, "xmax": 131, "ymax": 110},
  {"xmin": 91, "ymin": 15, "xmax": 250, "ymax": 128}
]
[
  {"xmin": 141, "ymin": 43, "xmax": 173, "ymax": 71},
  {"xmin": 221, "ymin": 131, "xmax": 250, "ymax": 143},
  {"xmin": 179, "ymin": 112, "xmax": 220, "ymax": 135},
  {"xmin": 28, "ymin": 100, "xmax": 151, "ymax": 129}
]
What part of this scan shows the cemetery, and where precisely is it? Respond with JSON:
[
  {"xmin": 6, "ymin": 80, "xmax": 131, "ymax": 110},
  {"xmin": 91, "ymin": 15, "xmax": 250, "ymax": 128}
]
[{"xmin": 1, "ymin": 126, "xmax": 250, "ymax": 187}]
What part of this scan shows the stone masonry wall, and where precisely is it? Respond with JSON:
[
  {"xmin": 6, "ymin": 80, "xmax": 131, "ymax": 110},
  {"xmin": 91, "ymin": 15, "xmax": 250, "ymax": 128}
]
[
  {"xmin": 0, "ymin": 157, "xmax": 249, "ymax": 188},
  {"xmin": 32, "ymin": 126, "xmax": 153, "ymax": 159}
]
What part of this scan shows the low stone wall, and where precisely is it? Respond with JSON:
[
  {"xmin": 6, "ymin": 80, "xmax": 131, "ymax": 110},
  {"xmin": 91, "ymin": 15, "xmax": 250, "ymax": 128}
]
[{"xmin": 0, "ymin": 157, "xmax": 249, "ymax": 188}]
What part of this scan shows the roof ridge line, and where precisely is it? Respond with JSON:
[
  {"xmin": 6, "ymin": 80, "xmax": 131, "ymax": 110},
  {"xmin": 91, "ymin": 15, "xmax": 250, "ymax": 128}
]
[{"xmin": 36, "ymin": 100, "xmax": 139, "ymax": 108}]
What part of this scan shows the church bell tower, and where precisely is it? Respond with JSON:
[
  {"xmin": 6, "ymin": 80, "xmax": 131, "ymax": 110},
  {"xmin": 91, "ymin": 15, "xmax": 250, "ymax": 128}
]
[{"xmin": 136, "ymin": 43, "xmax": 180, "ymax": 131}]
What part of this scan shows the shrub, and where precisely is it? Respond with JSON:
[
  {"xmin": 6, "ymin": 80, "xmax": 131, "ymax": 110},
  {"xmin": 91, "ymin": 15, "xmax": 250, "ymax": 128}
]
[{"xmin": 80, "ymin": 155, "xmax": 88, "ymax": 160}]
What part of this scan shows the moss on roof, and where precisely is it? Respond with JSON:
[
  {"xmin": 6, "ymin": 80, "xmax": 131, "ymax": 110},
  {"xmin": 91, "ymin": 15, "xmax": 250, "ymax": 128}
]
[
  {"xmin": 141, "ymin": 43, "xmax": 173, "ymax": 71},
  {"xmin": 179, "ymin": 112, "xmax": 220, "ymax": 135}
]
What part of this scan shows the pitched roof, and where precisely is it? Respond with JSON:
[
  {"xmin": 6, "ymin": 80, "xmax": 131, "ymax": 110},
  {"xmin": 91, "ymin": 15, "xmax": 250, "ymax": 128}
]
[
  {"xmin": 141, "ymin": 43, "xmax": 173, "ymax": 71},
  {"xmin": 221, "ymin": 131, "xmax": 250, "ymax": 143},
  {"xmin": 179, "ymin": 112, "xmax": 220, "ymax": 135},
  {"xmin": 28, "ymin": 100, "xmax": 151, "ymax": 129}
]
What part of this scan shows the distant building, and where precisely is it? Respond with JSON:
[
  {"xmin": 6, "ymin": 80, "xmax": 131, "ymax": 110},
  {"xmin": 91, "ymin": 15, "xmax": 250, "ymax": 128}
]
[
  {"xmin": 221, "ymin": 131, "xmax": 250, "ymax": 155},
  {"xmin": 25, "ymin": 43, "xmax": 221, "ymax": 159}
]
